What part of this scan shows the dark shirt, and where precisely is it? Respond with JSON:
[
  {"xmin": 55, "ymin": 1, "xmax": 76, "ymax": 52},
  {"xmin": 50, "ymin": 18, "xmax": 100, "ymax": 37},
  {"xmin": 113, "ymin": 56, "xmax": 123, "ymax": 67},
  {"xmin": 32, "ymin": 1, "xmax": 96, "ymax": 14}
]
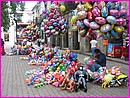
[{"xmin": 95, "ymin": 53, "xmax": 106, "ymax": 67}]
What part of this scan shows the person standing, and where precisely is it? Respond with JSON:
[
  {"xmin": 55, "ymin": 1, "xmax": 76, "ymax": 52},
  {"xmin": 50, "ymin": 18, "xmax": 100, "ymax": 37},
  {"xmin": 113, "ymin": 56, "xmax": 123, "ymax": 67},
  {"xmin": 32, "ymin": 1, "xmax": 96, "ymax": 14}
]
[{"xmin": 90, "ymin": 38, "xmax": 97, "ymax": 56}]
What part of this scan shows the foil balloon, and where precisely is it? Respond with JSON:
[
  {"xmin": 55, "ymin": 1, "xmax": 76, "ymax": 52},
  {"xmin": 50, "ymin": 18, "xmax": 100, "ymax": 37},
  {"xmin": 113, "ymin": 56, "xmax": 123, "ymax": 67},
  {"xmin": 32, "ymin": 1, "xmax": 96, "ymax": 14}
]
[
  {"xmin": 60, "ymin": 5, "xmax": 66, "ymax": 12},
  {"xmin": 106, "ymin": 2, "xmax": 114, "ymax": 10},
  {"xmin": 77, "ymin": 20, "xmax": 85, "ymax": 29},
  {"xmin": 114, "ymin": 26, "xmax": 125, "ymax": 33},
  {"xmin": 77, "ymin": 11, "xmax": 87, "ymax": 19},
  {"xmin": 118, "ymin": 9, "xmax": 127, "ymax": 17},
  {"xmin": 111, "ymin": 30, "xmax": 118, "ymax": 37},
  {"xmin": 51, "ymin": 29, "xmax": 56, "ymax": 33},
  {"xmin": 92, "ymin": 7, "xmax": 100, "ymax": 17},
  {"xmin": 100, "ymin": 24, "xmax": 111, "ymax": 33},
  {"xmin": 106, "ymin": 16, "xmax": 117, "ymax": 24},
  {"xmin": 95, "ymin": 17, "xmax": 106, "ymax": 25},
  {"xmin": 98, "ymin": 1, "xmax": 106, "ymax": 10},
  {"xmin": 72, "ymin": 26, "xmax": 78, "ymax": 32},
  {"xmin": 72, "ymin": 10, "xmax": 78, "ymax": 16},
  {"xmin": 89, "ymin": 22, "xmax": 100, "ymax": 29},
  {"xmin": 84, "ymin": 19, "xmax": 90, "ymax": 27},
  {"xmin": 46, "ymin": 30, "xmax": 51, "ymax": 34},
  {"xmin": 84, "ymin": 2, "xmax": 93, "ymax": 10},
  {"xmin": 87, "ymin": 28, "xmax": 92, "ymax": 36},
  {"xmin": 77, "ymin": 4, "xmax": 85, "ymax": 11},
  {"xmin": 79, "ymin": 29, "xmax": 86, "ymax": 35},
  {"xmin": 88, "ymin": 11, "xmax": 93, "ymax": 21},
  {"xmin": 48, "ymin": 26, "xmax": 54, "ymax": 30},
  {"xmin": 109, "ymin": 10, "xmax": 119, "ymax": 16},
  {"xmin": 110, "ymin": 24, "xmax": 114, "ymax": 30},
  {"xmin": 101, "ymin": 6, "xmax": 108, "ymax": 17},
  {"xmin": 53, "ymin": 22, "xmax": 58, "ymax": 26},
  {"xmin": 71, "ymin": 16, "xmax": 77, "ymax": 24},
  {"xmin": 115, "ymin": 2, "xmax": 121, "ymax": 10},
  {"xmin": 116, "ymin": 18, "xmax": 126, "ymax": 26}
]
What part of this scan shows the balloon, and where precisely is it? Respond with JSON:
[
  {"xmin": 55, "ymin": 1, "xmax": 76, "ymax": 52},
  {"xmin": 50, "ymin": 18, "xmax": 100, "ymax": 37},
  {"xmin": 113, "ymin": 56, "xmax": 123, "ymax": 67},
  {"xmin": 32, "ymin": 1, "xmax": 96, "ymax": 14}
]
[
  {"xmin": 54, "ymin": 31, "xmax": 59, "ymax": 35},
  {"xmin": 46, "ymin": 30, "xmax": 51, "ymax": 34},
  {"xmin": 48, "ymin": 26, "xmax": 54, "ymax": 30},
  {"xmin": 84, "ymin": 19, "xmax": 90, "ymax": 27},
  {"xmin": 77, "ymin": 11, "xmax": 87, "ymax": 19},
  {"xmin": 51, "ymin": 29, "xmax": 55, "ymax": 33},
  {"xmin": 101, "ymin": 6, "xmax": 108, "ymax": 17},
  {"xmin": 60, "ymin": 5, "xmax": 66, "ymax": 12},
  {"xmin": 55, "ymin": 27, "xmax": 59, "ymax": 31},
  {"xmin": 49, "ymin": 13, "xmax": 54, "ymax": 18},
  {"xmin": 114, "ymin": 26, "xmax": 125, "ymax": 33},
  {"xmin": 106, "ymin": 16, "xmax": 117, "ymax": 24},
  {"xmin": 77, "ymin": 4, "xmax": 85, "ymax": 11},
  {"xmin": 72, "ymin": 10, "xmax": 78, "ymax": 16},
  {"xmin": 89, "ymin": 22, "xmax": 100, "ymax": 29},
  {"xmin": 118, "ymin": 9, "xmax": 127, "ymax": 17},
  {"xmin": 70, "ymin": 16, "xmax": 77, "ymax": 24},
  {"xmin": 100, "ymin": 24, "xmax": 111, "ymax": 33},
  {"xmin": 84, "ymin": 2, "xmax": 93, "ymax": 10},
  {"xmin": 110, "ymin": 24, "xmax": 114, "ymax": 30},
  {"xmin": 115, "ymin": 2, "xmax": 121, "ymax": 10},
  {"xmin": 95, "ymin": 17, "xmax": 106, "ymax": 25},
  {"xmin": 109, "ymin": 10, "xmax": 118, "ymax": 16},
  {"xmin": 53, "ymin": 22, "xmax": 58, "ymax": 26},
  {"xmin": 79, "ymin": 29, "xmax": 86, "ymax": 35},
  {"xmin": 88, "ymin": 11, "xmax": 93, "ymax": 21},
  {"xmin": 46, "ymin": 22, "xmax": 52, "ymax": 26},
  {"xmin": 98, "ymin": 1, "xmax": 106, "ymax": 10},
  {"xmin": 92, "ymin": 7, "xmax": 100, "ymax": 17},
  {"xmin": 87, "ymin": 28, "xmax": 92, "ymax": 36},
  {"xmin": 72, "ymin": 26, "xmax": 78, "ymax": 31},
  {"xmin": 116, "ymin": 18, "xmax": 126, "ymax": 26},
  {"xmin": 77, "ymin": 20, "xmax": 85, "ymax": 29},
  {"xmin": 106, "ymin": 2, "xmax": 114, "ymax": 10},
  {"xmin": 61, "ymin": 25, "xmax": 65, "ymax": 30},
  {"xmin": 111, "ymin": 30, "xmax": 118, "ymax": 37},
  {"xmin": 74, "ymin": 53, "xmax": 78, "ymax": 58}
]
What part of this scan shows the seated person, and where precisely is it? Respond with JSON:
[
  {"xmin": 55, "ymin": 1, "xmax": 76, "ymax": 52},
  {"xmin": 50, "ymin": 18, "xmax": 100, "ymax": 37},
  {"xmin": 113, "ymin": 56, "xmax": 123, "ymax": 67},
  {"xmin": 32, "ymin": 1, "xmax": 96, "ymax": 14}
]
[{"xmin": 89, "ymin": 49, "xmax": 106, "ymax": 72}]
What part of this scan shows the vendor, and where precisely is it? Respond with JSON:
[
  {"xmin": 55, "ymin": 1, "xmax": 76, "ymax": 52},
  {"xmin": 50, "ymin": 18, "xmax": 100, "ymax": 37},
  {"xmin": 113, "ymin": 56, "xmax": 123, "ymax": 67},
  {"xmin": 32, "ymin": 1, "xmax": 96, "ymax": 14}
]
[{"xmin": 89, "ymin": 49, "xmax": 106, "ymax": 72}]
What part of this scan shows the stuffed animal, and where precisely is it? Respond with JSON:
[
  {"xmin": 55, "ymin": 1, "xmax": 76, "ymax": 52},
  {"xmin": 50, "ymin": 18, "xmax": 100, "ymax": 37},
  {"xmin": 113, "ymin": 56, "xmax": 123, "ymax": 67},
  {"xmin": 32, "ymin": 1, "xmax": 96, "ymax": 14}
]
[{"xmin": 74, "ymin": 66, "xmax": 89, "ymax": 92}]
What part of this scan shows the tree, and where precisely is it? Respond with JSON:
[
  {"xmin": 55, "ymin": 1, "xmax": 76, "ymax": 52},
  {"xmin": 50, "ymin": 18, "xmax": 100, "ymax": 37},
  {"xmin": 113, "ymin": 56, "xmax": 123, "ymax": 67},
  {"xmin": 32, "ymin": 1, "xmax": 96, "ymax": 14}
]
[{"xmin": 2, "ymin": 1, "xmax": 25, "ymax": 32}]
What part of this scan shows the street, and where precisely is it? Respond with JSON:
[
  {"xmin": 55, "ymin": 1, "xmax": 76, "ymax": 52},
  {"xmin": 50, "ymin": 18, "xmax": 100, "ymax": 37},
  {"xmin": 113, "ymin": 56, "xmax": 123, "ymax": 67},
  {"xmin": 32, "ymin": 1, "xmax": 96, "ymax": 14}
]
[{"xmin": 1, "ymin": 46, "xmax": 129, "ymax": 97}]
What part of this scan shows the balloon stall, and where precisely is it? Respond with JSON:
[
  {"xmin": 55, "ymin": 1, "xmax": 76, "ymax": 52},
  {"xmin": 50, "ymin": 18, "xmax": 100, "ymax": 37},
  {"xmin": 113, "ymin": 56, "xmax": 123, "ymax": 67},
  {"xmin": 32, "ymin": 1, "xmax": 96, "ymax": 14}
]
[
  {"xmin": 70, "ymin": 1, "xmax": 128, "ymax": 41},
  {"xmin": 41, "ymin": 2, "xmax": 68, "ymax": 37}
]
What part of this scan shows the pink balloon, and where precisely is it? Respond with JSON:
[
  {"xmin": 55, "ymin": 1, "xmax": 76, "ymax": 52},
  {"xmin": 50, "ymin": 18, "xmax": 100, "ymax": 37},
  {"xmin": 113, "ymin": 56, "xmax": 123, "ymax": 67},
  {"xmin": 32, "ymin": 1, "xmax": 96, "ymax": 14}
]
[
  {"xmin": 109, "ymin": 10, "xmax": 118, "ymax": 16},
  {"xmin": 92, "ymin": 7, "xmax": 100, "ymax": 17},
  {"xmin": 95, "ymin": 17, "xmax": 106, "ymax": 25},
  {"xmin": 117, "ymin": 18, "xmax": 126, "ymax": 26}
]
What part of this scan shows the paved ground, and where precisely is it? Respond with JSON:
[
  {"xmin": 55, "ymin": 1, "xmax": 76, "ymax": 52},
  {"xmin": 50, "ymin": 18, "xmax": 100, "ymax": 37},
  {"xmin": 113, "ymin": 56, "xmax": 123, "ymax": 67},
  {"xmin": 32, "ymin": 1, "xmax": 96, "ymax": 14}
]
[{"xmin": 1, "ymin": 45, "xmax": 129, "ymax": 97}]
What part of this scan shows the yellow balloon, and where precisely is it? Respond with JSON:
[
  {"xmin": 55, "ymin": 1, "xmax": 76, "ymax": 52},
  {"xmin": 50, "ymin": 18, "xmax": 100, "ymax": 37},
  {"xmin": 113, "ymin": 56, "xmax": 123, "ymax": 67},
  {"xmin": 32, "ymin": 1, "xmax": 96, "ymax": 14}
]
[
  {"xmin": 110, "ymin": 25, "xmax": 114, "ymax": 30},
  {"xmin": 71, "ymin": 16, "xmax": 77, "ymax": 24},
  {"xmin": 60, "ymin": 5, "xmax": 66, "ymax": 12},
  {"xmin": 114, "ymin": 26, "xmax": 125, "ymax": 33},
  {"xmin": 84, "ymin": 2, "xmax": 92, "ymax": 10}
]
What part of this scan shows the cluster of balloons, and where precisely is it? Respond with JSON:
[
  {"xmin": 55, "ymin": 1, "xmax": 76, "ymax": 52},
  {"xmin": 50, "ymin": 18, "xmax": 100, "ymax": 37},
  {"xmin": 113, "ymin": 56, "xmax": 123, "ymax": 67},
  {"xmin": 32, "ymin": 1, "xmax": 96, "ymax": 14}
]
[
  {"xmin": 20, "ymin": 24, "xmax": 38, "ymax": 42},
  {"xmin": 42, "ymin": 2, "xmax": 68, "ymax": 37},
  {"xmin": 71, "ymin": 1, "xmax": 128, "ymax": 41}
]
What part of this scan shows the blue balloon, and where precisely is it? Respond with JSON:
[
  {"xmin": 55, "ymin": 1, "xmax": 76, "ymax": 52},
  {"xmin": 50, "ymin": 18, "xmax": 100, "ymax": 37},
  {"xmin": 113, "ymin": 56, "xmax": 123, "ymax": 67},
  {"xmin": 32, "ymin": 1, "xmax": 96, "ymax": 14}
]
[
  {"xmin": 115, "ymin": 2, "xmax": 121, "ymax": 10},
  {"xmin": 101, "ymin": 6, "xmax": 108, "ymax": 17},
  {"xmin": 111, "ymin": 30, "xmax": 118, "ymax": 37}
]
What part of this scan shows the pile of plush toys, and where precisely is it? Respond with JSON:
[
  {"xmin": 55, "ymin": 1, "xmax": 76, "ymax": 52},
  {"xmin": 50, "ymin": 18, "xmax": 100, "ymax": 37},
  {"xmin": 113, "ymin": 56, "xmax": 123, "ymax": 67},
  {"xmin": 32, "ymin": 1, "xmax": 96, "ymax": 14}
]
[
  {"xmin": 71, "ymin": 1, "xmax": 128, "ymax": 41},
  {"xmin": 42, "ymin": 1, "xmax": 68, "ymax": 37},
  {"xmin": 25, "ymin": 49, "xmax": 90, "ymax": 92},
  {"xmin": 84, "ymin": 56, "xmax": 128, "ymax": 88}
]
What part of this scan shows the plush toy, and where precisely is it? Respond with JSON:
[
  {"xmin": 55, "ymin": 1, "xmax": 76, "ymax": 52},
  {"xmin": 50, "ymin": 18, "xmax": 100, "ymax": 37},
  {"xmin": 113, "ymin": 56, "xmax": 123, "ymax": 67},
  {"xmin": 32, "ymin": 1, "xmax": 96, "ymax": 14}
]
[
  {"xmin": 74, "ymin": 66, "xmax": 89, "ymax": 92},
  {"xmin": 102, "ymin": 73, "xmax": 115, "ymax": 88}
]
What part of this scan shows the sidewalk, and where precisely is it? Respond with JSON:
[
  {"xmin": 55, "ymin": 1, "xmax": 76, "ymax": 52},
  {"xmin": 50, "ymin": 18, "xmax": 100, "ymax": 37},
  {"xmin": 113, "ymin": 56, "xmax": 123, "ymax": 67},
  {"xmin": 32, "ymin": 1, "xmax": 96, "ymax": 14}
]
[{"xmin": 61, "ymin": 48, "xmax": 128, "ymax": 65}]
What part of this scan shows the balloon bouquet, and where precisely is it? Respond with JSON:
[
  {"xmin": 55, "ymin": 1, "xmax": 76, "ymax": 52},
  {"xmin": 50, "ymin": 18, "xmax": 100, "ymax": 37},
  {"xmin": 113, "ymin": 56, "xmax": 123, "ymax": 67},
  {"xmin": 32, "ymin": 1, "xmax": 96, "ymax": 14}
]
[
  {"xmin": 71, "ymin": 1, "xmax": 128, "ymax": 41},
  {"xmin": 42, "ymin": 2, "xmax": 68, "ymax": 37}
]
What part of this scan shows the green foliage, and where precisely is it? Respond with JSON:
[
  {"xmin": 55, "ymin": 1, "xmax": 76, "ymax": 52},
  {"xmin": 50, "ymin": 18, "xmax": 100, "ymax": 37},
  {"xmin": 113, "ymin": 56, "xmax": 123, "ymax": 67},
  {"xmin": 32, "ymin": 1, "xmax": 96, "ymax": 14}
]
[{"xmin": 2, "ymin": 1, "xmax": 25, "ymax": 32}]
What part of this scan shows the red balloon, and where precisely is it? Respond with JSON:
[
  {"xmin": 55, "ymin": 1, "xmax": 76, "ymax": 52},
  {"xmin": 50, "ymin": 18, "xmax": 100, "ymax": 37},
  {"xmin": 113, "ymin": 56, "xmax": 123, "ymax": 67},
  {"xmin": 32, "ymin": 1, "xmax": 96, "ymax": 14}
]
[
  {"xmin": 87, "ymin": 28, "xmax": 92, "ymax": 36},
  {"xmin": 88, "ymin": 11, "xmax": 93, "ymax": 21}
]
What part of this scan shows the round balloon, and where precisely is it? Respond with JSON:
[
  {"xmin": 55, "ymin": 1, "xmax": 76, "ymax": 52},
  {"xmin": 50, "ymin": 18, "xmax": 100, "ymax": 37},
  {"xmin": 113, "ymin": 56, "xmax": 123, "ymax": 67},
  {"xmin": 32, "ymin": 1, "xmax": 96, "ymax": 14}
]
[
  {"xmin": 60, "ymin": 5, "xmax": 66, "ymax": 12},
  {"xmin": 89, "ymin": 22, "xmax": 100, "ymax": 29},
  {"xmin": 95, "ymin": 17, "xmax": 106, "ymax": 25},
  {"xmin": 111, "ymin": 30, "xmax": 118, "ymax": 37},
  {"xmin": 48, "ymin": 26, "xmax": 54, "ymax": 30},
  {"xmin": 98, "ymin": 1, "xmax": 106, "ymax": 10},
  {"xmin": 101, "ymin": 6, "xmax": 108, "ymax": 17},
  {"xmin": 92, "ymin": 7, "xmax": 100, "ymax": 17},
  {"xmin": 100, "ymin": 24, "xmax": 111, "ymax": 33},
  {"xmin": 106, "ymin": 16, "xmax": 117, "ymax": 24},
  {"xmin": 109, "ymin": 10, "xmax": 118, "ymax": 16},
  {"xmin": 77, "ymin": 11, "xmax": 87, "ymax": 19},
  {"xmin": 83, "ymin": 19, "xmax": 90, "ymax": 27},
  {"xmin": 116, "ymin": 18, "xmax": 126, "ymax": 26},
  {"xmin": 77, "ymin": 20, "xmax": 85, "ymax": 29},
  {"xmin": 77, "ymin": 4, "xmax": 85, "ymax": 11},
  {"xmin": 118, "ymin": 9, "xmax": 127, "ymax": 17},
  {"xmin": 114, "ymin": 26, "xmax": 125, "ymax": 33}
]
